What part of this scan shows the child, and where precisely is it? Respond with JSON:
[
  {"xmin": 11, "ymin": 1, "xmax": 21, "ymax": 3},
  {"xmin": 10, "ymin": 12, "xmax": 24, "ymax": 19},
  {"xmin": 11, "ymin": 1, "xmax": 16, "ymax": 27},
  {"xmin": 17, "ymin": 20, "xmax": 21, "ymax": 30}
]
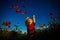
[{"xmin": 25, "ymin": 15, "xmax": 36, "ymax": 40}]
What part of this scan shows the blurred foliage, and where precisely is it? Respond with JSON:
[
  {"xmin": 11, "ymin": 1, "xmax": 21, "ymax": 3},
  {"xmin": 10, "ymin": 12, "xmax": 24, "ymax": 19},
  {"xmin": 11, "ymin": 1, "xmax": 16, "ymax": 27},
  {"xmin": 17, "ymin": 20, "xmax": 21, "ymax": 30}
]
[{"xmin": 0, "ymin": 23, "xmax": 60, "ymax": 40}]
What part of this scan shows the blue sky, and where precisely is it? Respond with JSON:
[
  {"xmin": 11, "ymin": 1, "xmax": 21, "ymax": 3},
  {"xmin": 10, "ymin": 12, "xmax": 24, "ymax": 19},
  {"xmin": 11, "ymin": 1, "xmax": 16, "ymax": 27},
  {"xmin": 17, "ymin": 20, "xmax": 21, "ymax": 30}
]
[{"xmin": 0, "ymin": 0, "xmax": 60, "ymax": 32}]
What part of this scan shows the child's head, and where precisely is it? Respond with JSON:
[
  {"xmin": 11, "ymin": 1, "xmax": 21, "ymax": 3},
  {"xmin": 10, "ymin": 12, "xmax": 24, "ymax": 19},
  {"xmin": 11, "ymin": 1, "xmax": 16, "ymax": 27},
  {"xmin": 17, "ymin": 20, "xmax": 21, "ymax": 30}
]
[{"xmin": 25, "ymin": 18, "xmax": 34, "ymax": 26}]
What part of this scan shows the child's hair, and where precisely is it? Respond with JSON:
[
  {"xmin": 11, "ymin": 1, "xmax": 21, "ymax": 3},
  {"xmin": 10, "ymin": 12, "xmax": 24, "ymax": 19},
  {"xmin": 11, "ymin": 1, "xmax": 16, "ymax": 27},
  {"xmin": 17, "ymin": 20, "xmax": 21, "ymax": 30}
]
[{"xmin": 25, "ymin": 18, "xmax": 34, "ymax": 26}]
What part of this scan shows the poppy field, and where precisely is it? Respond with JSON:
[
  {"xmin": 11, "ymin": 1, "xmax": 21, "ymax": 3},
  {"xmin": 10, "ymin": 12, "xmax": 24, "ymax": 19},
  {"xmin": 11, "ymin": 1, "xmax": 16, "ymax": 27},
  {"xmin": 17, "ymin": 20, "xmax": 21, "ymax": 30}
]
[{"xmin": 0, "ymin": 0, "xmax": 60, "ymax": 40}]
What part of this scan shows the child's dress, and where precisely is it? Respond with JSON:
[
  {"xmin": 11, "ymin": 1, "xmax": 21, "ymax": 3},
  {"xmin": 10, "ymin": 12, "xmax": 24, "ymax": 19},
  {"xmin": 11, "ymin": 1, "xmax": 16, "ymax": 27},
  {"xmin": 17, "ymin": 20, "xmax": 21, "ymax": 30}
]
[{"xmin": 27, "ymin": 22, "xmax": 36, "ymax": 40}]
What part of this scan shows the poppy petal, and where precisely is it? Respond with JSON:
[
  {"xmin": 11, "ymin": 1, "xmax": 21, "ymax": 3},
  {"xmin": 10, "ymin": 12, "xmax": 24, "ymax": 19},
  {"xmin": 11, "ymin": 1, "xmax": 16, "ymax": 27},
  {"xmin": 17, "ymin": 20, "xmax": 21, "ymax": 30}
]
[{"xmin": 16, "ymin": 9, "xmax": 22, "ymax": 12}]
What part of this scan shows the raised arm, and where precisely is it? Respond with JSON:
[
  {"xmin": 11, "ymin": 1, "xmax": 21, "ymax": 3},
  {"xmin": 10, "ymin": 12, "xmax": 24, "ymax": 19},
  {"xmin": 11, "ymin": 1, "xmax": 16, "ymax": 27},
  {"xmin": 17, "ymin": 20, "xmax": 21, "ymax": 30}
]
[
  {"xmin": 25, "ymin": 17, "xmax": 29, "ymax": 25},
  {"xmin": 33, "ymin": 15, "xmax": 36, "ymax": 23}
]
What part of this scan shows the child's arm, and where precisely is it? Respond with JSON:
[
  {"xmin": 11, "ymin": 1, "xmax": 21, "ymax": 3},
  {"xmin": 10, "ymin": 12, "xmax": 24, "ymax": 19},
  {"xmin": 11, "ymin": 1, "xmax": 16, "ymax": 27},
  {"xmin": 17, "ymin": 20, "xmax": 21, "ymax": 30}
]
[
  {"xmin": 25, "ymin": 17, "xmax": 29, "ymax": 26},
  {"xmin": 33, "ymin": 15, "xmax": 35, "ymax": 23}
]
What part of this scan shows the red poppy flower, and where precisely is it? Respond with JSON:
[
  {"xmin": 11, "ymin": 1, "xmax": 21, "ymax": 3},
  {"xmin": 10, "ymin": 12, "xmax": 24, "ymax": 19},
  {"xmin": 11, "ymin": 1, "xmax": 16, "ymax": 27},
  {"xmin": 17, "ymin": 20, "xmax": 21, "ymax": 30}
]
[
  {"xmin": 15, "ymin": 5, "xmax": 19, "ymax": 8},
  {"xmin": 21, "ymin": 2, "xmax": 25, "ymax": 4},
  {"xmin": 50, "ymin": 12, "xmax": 54, "ymax": 15},
  {"xmin": 4, "ymin": 21, "xmax": 11, "ymax": 26},
  {"xmin": 16, "ymin": 9, "xmax": 21, "ymax": 12},
  {"xmin": 10, "ymin": 5, "xmax": 19, "ymax": 8},
  {"xmin": 10, "ymin": 6, "xmax": 16, "ymax": 8},
  {"xmin": 22, "ymin": 12, "xmax": 26, "ymax": 14}
]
